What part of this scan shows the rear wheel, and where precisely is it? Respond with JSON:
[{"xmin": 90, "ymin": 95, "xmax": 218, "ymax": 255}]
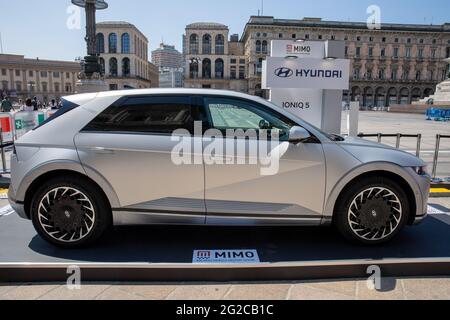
[
  {"xmin": 334, "ymin": 177, "xmax": 410, "ymax": 245},
  {"xmin": 30, "ymin": 176, "xmax": 111, "ymax": 248}
]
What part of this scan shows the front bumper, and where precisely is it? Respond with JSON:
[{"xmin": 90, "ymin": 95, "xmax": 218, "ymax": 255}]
[
  {"xmin": 412, "ymin": 172, "xmax": 431, "ymax": 225},
  {"xmin": 7, "ymin": 188, "xmax": 28, "ymax": 220}
]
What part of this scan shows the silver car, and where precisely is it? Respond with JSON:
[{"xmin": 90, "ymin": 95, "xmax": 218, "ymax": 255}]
[{"xmin": 8, "ymin": 89, "xmax": 430, "ymax": 248}]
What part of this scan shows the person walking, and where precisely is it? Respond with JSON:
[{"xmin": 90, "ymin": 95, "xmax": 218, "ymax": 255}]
[
  {"xmin": 21, "ymin": 98, "xmax": 34, "ymax": 112},
  {"xmin": 0, "ymin": 96, "xmax": 13, "ymax": 112},
  {"xmin": 32, "ymin": 96, "xmax": 38, "ymax": 111}
]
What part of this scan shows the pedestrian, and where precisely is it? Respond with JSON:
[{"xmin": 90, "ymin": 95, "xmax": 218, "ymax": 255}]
[
  {"xmin": 17, "ymin": 99, "xmax": 24, "ymax": 111},
  {"xmin": 32, "ymin": 96, "xmax": 38, "ymax": 111},
  {"xmin": 21, "ymin": 98, "xmax": 34, "ymax": 112},
  {"xmin": 49, "ymin": 99, "xmax": 58, "ymax": 110},
  {"xmin": 0, "ymin": 96, "xmax": 13, "ymax": 112}
]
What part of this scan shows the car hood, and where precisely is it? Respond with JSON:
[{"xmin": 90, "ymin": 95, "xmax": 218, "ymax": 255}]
[{"xmin": 337, "ymin": 137, "xmax": 426, "ymax": 167}]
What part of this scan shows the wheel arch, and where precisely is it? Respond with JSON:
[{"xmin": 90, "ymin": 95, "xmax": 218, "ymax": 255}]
[
  {"xmin": 324, "ymin": 163, "xmax": 421, "ymax": 225},
  {"xmin": 23, "ymin": 168, "xmax": 119, "ymax": 219}
]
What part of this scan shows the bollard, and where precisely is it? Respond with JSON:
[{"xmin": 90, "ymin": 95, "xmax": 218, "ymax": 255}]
[
  {"xmin": 0, "ymin": 128, "xmax": 6, "ymax": 174},
  {"xmin": 396, "ymin": 134, "xmax": 401, "ymax": 149},
  {"xmin": 416, "ymin": 134, "xmax": 422, "ymax": 158},
  {"xmin": 432, "ymin": 134, "xmax": 441, "ymax": 179},
  {"xmin": 377, "ymin": 133, "xmax": 382, "ymax": 143}
]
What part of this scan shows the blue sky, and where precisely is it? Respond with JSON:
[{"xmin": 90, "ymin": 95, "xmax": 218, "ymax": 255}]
[{"xmin": 0, "ymin": 0, "xmax": 449, "ymax": 61}]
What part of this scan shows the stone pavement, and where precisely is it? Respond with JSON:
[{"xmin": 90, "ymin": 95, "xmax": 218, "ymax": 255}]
[{"xmin": 1, "ymin": 277, "xmax": 450, "ymax": 300}]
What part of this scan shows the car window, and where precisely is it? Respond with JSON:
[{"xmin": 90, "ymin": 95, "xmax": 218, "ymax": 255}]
[
  {"xmin": 84, "ymin": 96, "xmax": 205, "ymax": 135},
  {"xmin": 33, "ymin": 98, "xmax": 79, "ymax": 130},
  {"xmin": 204, "ymin": 97, "xmax": 295, "ymax": 139}
]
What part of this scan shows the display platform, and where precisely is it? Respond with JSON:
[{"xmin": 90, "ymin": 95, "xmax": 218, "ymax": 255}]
[{"xmin": 1, "ymin": 212, "xmax": 450, "ymax": 282}]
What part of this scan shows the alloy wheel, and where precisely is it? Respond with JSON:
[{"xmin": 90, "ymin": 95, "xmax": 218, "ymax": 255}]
[
  {"xmin": 348, "ymin": 187, "xmax": 402, "ymax": 241},
  {"xmin": 37, "ymin": 187, "xmax": 96, "ymax": 243}
]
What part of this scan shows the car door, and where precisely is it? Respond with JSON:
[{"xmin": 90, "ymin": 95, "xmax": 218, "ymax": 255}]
[
  {"xmin": 202, "ymin": 96, "xmax": 326, "ymax": 225},
  {"xmin": 74, "ymin": 95, "xmax": 207, "ymax": 225}
]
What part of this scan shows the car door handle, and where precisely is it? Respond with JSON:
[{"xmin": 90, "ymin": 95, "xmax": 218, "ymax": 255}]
[
  {"xmin": 89, "ymin": 147, "xmax": 115, "ymax": 154},
  {"xmin": 209, "ymin": 155, "xmax": 234, "ymax": 162}
]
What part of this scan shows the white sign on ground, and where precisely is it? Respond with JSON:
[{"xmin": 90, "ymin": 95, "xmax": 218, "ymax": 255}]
[
  {"xmin": 270, "ymin": 88, "xmax": 323, "ymax": 126},
  {"xmin": 0, "ymin": 205, "xmax": 14, "ymax": 217},
  {"xmin": 263, "ymin": 57, "xmax": 350, "ymax": 90},
  {"xmin": 271, "ymin": 40, "xmax": 325, "ymax": 59},
  {"xmin": 193, "ymin": 250, "xmax": 260, "ymax": 264}
]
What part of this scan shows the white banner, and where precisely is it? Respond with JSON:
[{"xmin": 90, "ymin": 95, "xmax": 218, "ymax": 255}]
[
  {"xmin": 263, "ymin": 57, "xmax": 350, "ymax": 90},
  {"xmin": 270, "ymin": 89, "xmax": 323, "ymax": 128},
  {"xmin": 14, "ymin": 111, "xmax": 46, "ymax": 139},
  {"xmin": 271, "ymin": 40, "xmax": 325, "ymax": 59}
]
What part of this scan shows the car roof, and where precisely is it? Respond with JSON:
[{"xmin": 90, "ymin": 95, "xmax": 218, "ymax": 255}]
[{"xmin": 66, "ymin": 88, "xmax": 258, "ymax": 102}]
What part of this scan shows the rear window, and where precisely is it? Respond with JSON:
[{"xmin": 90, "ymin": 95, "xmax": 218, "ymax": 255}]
[{"xmin": 33, "ymin": 98, "xmax": 80, "ymax": 130}]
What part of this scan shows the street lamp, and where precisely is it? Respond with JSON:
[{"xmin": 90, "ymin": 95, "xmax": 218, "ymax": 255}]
[{"xmin": 71, "ymin": 0, "xmax": 108, "ymax": 78}]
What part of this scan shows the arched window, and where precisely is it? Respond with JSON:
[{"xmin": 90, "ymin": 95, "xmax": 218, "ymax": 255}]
[
  {"xmin": 109, "ymin": 57, "xmax": 118, "ymax": 77},
  {"xmin": 109, "ymin": 33, "xmax": 117, "ymax": 53},
  {"xmin": 189, "ymin": 59, "xmax": 199, "ymax": 78},
  {"xmin": 122, "ymin": 58, "xmax": 130, "ymax": 77},
  {"xmin": 189, "ymin": 34, "xmax": 199, "ymax": 54},
  {"xmin": 400, "ymin": 88, "xmax": 410, "ymax": 105},
  {"xmin": 99, "ymin": 57, "xmax": 105, "ymax": 74},
  {"xmin": 215, "ymin": 58, "xmax": 224, "ymax": 79},
  {"xmin": 262, "ymin": 40, "xmax": 268, "ymax": 54},
  {"xmin": 202, "ymin": 58, "xmax": 211, "ymax": 79},
  {"xmin": 202, "ymin": 34, "xmax": 212, "ymax": 55},
  {"xmin": 256, "ymin": 40, "xmax": 262, "ymax": 53},
  {"xmin": 96, "ymin": 33, "xmax": 105, "ymax": 54},
  {"xmin": 121, "ymin": 33, "xmax": 130, "ymax": 53},
  {"xmin": 215, "ymin": 34, "xmax": 225, "ymax": 55}
]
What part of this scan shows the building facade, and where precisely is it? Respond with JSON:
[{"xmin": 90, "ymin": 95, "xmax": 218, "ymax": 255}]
[
  {"xmin": 159, "ymin": 67, "xmax": 184, "ymax": 88},
  {"xmin": 184, "ymin": 17, "xmax": 450, "ymax": 106},
  {"xmin": 152, "ymin": 43, "xmax": 183, "ymax": 69},
  {"xmin": 96, "ymin": 21, "xmax": 159, "ymax": 90},
  {"xmin": 0, "ymin": 54, "xmax": 80, "ymax": 102},
  {"xmin": 183, "ymin": 22, "xmax": 247, "ymax": 92},
  {"xmin": 241, "ymin": 16, "xmax": 450, "ymax": 106},
  {"xmin": 152, "ymin": 43, "xmax": 184, "ymax": 88}
]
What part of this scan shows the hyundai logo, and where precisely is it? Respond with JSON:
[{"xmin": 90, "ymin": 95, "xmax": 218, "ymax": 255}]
[{"xmin": 274, "ymin": 67, "xmax": 293, "ymax": 78}]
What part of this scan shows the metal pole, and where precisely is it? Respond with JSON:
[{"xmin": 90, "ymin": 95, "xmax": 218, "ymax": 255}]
[
  {"xmin": 0, "ymin": 128, "xmax": 6, "ymax": 174},
  {"xmin": 377, "ymin": 133, "xmax": 382, "ymax": 143},
  {"xmin": 432, "ymin": 134, "xmax": 441, "ymax": 179},
  {"xmin": 416, "ymin": 134, "xmax": 422, "ymax": 158},
  {"xmin": 396, "ymin": 134, "xmax": 401, "ymax": 149}
]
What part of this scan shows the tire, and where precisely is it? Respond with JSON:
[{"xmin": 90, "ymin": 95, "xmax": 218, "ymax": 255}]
[
  {"xmin": 334, "ymin": 176, "xmax": 410, "ymax": 245},
  {"xmin": 30, "ymin": 175, "xmax": 112, "ymax": 248}
]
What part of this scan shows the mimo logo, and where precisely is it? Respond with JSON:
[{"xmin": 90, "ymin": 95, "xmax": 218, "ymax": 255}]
[{"xmin": 274, "ymin": 67, "xmax": 293, "ymax": 78}]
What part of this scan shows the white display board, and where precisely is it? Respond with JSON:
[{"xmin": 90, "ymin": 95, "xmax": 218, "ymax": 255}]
[
  {"xmin": 271, "ymin": 40, "xmax": 326, "ymax": 59},
  {"xmin": 262, "ymin": 57, "xmax": 350, "ymax": 90},
  {"xmin": 270, "ymin": 89, "xmax": 323, "ymax": 127}
]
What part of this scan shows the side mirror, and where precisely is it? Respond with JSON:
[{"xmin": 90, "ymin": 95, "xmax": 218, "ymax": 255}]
[
  {"xmin": 259, "ymin": 119, "xmax": 272, "ymax": 130},
  {"xmin": 289, "ymin": 126, "xmax": 311, "ymax": 144}
]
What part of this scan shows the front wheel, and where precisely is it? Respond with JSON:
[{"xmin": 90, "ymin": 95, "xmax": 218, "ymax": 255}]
[
  {"xmin": 334, "ymin": 177, "xmax": 410, "ymax": 245},
  {"xmin": 30, "ymin": 176, "xmax": 111, "ymax": 248}
]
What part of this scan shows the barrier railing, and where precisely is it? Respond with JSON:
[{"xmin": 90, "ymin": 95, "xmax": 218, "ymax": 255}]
[
  {"xmin": 358, "ymin": 133, "xmax": 422, "ymax": 158},
  {"xmin": 432, "ymin": 135, "xmax": 450, "ymax": 179}
]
